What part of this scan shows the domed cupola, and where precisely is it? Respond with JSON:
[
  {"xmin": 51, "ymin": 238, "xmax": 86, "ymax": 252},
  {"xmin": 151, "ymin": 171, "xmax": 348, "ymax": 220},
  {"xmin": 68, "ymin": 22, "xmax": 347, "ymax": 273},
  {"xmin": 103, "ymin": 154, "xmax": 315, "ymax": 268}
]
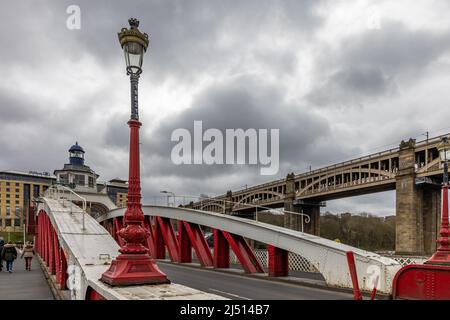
[{"xmin": 69, "ymin": 142, "xmax": 85, "ymax": 166}]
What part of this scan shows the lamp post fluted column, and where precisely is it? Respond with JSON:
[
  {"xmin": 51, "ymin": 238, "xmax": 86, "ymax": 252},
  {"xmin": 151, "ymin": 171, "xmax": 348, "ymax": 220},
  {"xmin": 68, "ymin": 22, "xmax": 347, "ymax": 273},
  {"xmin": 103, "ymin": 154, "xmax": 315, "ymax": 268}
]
[{"xmin": 101, "ymin": 18, "xmax": 169, "ymax": 286}]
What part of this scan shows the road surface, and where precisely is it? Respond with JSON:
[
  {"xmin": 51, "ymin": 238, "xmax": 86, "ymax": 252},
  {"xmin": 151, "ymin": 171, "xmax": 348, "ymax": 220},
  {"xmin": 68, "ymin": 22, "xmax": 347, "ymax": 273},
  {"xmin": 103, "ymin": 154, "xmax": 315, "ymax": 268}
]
[{"xmin": 157, "ymin": 262, "xmax": 352, "ymax": 300}]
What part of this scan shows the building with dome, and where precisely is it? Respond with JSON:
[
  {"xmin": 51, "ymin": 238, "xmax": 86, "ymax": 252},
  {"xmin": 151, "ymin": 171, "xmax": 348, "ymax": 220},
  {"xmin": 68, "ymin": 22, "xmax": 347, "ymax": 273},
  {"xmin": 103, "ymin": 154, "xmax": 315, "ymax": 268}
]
[
  {"xmin": 54, "ymin": 142, "xmax": 99, "ymax": 192},
  {"xmin": 0, "ymin": 142, "xmax": 128, "ymax": 233}
]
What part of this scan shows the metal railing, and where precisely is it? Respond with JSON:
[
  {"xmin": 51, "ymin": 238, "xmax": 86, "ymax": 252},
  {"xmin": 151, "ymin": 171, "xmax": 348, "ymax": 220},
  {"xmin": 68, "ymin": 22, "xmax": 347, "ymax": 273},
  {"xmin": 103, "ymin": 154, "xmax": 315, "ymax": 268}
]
[
  {"xmin": 197, "ymin": 198, "xmax": 311, "ymax": 233},
  {"xmin": 44, "ymin": 184, "xmax": 87, "ymax": 231}
]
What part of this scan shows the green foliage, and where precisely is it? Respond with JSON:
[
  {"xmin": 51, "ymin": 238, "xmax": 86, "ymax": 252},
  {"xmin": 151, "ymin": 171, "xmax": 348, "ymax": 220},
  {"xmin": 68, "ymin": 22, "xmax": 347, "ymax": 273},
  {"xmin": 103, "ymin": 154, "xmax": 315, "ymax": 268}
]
[
  {"xmin": 258, "ymin": 212, "xmax": 284, "ymax": 226},
  {"xmin": 0, "ymin": 232, "xmax": 33, "ymax": 244},
  {"xmin": 320, "ymin": 212, "xmax": 395, "ymax": 251}
]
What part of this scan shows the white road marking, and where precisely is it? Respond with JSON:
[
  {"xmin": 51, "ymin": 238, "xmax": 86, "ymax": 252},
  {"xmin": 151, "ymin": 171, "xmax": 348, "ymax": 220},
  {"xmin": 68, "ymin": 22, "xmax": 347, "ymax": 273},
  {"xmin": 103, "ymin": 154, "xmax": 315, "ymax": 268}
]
[{"xmin": 209, "ymin": 288, "xmax": 251, "ymax": 300}]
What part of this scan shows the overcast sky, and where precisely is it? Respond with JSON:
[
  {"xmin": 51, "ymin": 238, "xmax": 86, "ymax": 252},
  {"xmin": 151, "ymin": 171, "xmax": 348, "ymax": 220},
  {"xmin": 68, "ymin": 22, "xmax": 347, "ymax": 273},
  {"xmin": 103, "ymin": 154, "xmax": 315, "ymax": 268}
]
[{"xmin": 2, "ymin": 0, "xmax": 450, "ymax": 215}]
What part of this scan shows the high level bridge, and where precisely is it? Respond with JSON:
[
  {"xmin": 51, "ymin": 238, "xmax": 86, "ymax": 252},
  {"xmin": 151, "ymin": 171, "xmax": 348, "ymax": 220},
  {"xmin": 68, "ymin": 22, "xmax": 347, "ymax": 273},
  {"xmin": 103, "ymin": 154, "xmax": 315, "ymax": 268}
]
[{"xmin": 187, "ymin": 134, "xmax": 449, "ymax": 256}]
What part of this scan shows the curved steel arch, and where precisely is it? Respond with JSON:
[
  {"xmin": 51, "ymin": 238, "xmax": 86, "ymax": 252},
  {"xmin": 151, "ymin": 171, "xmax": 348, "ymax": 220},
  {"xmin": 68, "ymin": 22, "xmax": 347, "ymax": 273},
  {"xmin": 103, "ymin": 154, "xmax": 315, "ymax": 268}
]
[
  {"xmin": 233, "ymin": 190, "xmax": 284, "ymax": 208},
  {"xmin": 201, "ymin": 203, "xmax": 225, "ymax": 212},
  {"xmin": 297, "ymin": 168, "xmax": 394, "ymax": 196},
  {"xmin": 99, "ymin": 205, "xmax": 401, "ymax": 294}
]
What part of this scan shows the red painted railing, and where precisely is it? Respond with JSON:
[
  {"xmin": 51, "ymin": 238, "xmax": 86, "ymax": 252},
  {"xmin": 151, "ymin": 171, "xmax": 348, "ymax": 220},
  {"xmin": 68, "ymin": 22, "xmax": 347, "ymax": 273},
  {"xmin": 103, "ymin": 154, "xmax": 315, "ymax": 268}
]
[
  {"xmin": 36, "ymin": 209, "xmax": 105, "ymax": 300},
  {"xmin": 36, "ymin": 210, "xmax": 68, "ymax": 290}
]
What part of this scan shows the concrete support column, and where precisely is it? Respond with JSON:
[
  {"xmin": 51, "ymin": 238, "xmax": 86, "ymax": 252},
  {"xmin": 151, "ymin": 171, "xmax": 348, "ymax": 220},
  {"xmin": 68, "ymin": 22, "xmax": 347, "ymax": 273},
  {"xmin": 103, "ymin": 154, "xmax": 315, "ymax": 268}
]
[
  {"xmin": 284, "ymin": 173, "xmax": 300, "ymax": 230},
  {"xmin": 302, "ymin": 204, "xmax": 321, "ymax": 235},
  {"xmin": 224, "ymin": 190, "xmax": 233, "ymax": 215},
  {"xmin": 395, "ymin": 138, "xmax": 423, "ymax": 255},
  {"xmin": 422, "ymin": 187, "xmax": 441, "ymax": 255},
  {"xmin": 283, "ymin": 173, "xmax": 321, "ymax": 235}
]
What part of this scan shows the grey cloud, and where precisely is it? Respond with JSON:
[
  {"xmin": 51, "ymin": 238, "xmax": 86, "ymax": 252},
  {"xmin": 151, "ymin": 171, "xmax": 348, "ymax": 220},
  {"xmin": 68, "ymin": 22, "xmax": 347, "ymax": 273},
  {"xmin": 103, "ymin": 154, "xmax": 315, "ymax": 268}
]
[
  {"xmin": 4, "ymin": 0, "xmax": 324, "ymax": 83},
  {"xmin": 308, "ymin": 66, "xmax": 397, "ymax": 107},
  {"xmin": 135, "ymin": 76, "xmax": 352, "ymax": 183},
  {"xmin": 307, "ymin": 20, "xmax": 450, "ymax": 108}
]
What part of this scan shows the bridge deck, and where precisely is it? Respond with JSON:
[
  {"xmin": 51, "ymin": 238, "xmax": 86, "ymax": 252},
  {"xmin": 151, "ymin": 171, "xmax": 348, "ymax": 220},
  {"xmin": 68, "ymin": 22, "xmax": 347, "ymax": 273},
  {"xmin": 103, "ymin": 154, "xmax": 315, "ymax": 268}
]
[{"xmin": 0, "ymin": 254, "xmax": 54, "ymax": 300}]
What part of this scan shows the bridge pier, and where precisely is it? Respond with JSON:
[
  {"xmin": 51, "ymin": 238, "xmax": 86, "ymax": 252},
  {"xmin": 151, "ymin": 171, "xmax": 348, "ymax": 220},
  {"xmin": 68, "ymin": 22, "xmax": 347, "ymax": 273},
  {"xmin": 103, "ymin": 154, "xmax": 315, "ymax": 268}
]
[
  {"xmin": 284, "ymin": 173, "xmax": 301, "ymax": 231},
  {"xmin": 284, "ymin": 173, "xmax": 320, "ymax": 235},
  {"xmin": 224, "ymin": 190, "xmax": 233, "ymax": 215},
  {"xmin": 395, "ymin": 139, "xmax": 440, "ymax": 255}
]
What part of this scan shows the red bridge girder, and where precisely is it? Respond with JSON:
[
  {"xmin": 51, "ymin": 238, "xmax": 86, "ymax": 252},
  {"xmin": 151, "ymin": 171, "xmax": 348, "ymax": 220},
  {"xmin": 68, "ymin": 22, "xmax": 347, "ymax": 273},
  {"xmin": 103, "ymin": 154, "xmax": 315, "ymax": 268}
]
[
  {"xmin": 181, "ymin": 221, "xmax": 213, "ymax": 267},
  {"xmin": 220, "ymin": 230, "xmax": 264, "ymax": 274},
  {"xmin": 156, "ymin": 216, "xmax": 180, "ymax": 262},
  {"xmin": 102, "ymin": 213, "xmax": 294, "ymax": 277},
  {"xmin": 143, "ymin": 216, "xmax": 156, "ymax": 258}
]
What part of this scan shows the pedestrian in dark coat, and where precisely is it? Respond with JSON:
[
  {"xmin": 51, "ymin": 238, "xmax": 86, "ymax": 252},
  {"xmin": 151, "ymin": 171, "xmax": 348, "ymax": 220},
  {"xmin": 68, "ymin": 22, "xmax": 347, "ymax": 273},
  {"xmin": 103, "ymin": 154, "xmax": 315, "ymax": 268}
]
[
  {"xmin": 1, "ymin": 242, "xmax": 18, "ymax": 273},
  {"xmin": 0, "ymin": 238, "xmax": 4, "ymax": 271}
]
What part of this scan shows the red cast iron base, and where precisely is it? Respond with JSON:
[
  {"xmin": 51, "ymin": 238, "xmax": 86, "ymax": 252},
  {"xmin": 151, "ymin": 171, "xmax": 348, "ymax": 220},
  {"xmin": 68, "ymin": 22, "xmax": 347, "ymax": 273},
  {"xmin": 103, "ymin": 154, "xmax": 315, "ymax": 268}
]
[
  {"xmin": 101, "ymin": 254, "xmax": 170, "ymax": 286},
  {"xmin": 425, "ymin": 250, "xmax": 450, "ymax": 265}
]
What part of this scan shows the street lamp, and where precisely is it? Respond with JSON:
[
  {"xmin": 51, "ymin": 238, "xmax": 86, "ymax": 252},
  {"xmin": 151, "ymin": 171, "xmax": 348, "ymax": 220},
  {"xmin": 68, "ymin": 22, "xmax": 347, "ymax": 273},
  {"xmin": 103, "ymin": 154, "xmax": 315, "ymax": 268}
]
[
  {"xmin": 426, "ymin": 136, "xmax": 450, "ymax": 265},
  {"xmin": 160, "ymin": 190, "xmax": 175, "ymax": 207},
  {"xmin": 252, "ymin": 198, "xmax": 261, "ymax": 222},
  {"xmin": 101, "ymin": 18, "xmax": 169, "ymax": 286}
]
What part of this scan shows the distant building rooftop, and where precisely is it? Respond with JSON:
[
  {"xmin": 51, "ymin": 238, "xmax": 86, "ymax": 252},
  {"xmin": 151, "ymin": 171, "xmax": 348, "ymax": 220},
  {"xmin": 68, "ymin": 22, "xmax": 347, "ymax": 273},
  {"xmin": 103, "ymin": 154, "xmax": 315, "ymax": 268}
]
[{"xmin": 0, "ymin": 170, "xmax": 56, "ymax": 179}]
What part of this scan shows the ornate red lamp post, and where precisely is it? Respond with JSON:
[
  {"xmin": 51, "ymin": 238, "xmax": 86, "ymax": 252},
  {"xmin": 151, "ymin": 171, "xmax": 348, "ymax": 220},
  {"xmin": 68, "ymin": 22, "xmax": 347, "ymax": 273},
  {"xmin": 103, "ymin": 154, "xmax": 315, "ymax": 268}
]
[
  {"xmin": 101, "ymin": 18, "xmax": 169, "ymax": 286},
  {"xmin": 425, "ymin": 136, "xmax": 450, "ymax": 265}
]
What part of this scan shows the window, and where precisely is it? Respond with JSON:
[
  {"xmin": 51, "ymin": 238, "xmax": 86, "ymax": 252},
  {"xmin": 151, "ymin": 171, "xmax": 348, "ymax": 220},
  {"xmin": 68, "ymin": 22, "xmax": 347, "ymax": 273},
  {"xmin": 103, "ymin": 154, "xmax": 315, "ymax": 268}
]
[
  {"xmin": 14, "ymin": 219, "xmax": 21, "ymax": 227},
  {"xmin": 6, "ymin": 182, "xmax": 9, "ymax": 186},
  {"xmin": 15, "ymin": 183, "xmax": 19, "ymax": 187},
  {"xmin": 0, "ymin": 218, "xmax": 2, "ymax": 227},
  {"xmin": 6, "ymin": 189, "xmax": 9, "ymax": 193},
  {"xmin": 6, "ymin": 200, "xmax": 10, "ymax": 204},
  {"xmin": 59, "ymin": 174, "xmax": 69, "ymax": 185},
  {"xmin": 6, "ymin": 206, "xmax": 10, "ymax": 216},
  {"xmin": 15, "ymin": 200, "xmax": 19, "ymax": 205},
  {"xmin": 15, "ymin": 188, "xmax": 19, "ymax": 192},
  {"xmin": 15, "ymin": 194, "xmax": 19, "ymax": 198},
  {"xmin": 6, "ymin": 194, "xmax": 9, "ymax": 198},
  {"xmin": 5, "ymin": 219, "xmax": 11, "ymax": 227},
  {"xmin": 88, "ymin": 176, "xmax": 94, "ymax": 188},
  {"xmin": 33, "ymin": 185, "xmax": 40, "ymax": 197},
  {"xmin": 15, "ymin": 206, "xmax": 20, "ymax": 215},
  {"xmin": 74, "ymin": 174, "xmax": 85, "ymax": 186}
]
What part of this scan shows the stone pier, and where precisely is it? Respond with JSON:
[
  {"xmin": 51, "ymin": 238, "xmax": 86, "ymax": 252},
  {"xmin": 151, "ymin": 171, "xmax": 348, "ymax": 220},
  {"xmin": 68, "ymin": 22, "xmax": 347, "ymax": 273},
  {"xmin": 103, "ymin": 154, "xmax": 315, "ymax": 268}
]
[
  {"xmin": 284, "ymin": 173, "xmax": 320, "ymax": 235},
  {"xmin": 395, "ymin": 138, "xmax": 441, "ymax": 255}
]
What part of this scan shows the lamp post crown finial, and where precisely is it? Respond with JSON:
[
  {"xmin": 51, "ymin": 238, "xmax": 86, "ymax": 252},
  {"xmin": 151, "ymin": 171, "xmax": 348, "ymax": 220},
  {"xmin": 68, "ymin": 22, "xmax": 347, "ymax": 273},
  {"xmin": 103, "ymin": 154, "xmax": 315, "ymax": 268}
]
[{"xmin": 129, "ymin": 18, "xmax": 139, "ymax": 29}]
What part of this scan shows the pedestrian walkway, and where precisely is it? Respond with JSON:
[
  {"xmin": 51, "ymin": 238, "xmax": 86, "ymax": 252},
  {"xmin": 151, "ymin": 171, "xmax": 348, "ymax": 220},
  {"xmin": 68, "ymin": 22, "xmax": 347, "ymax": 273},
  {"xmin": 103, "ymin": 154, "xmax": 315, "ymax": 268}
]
[{"xmin": 0, "ymin": 252, "xmax": 54, "ymax": 300}]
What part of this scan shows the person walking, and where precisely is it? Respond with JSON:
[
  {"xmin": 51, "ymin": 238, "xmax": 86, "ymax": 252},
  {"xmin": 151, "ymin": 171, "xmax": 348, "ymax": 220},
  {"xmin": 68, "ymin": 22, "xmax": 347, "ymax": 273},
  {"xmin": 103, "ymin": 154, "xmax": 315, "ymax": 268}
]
[
  {"xmin": 1, "ymin": 241, "xmax": 18, "ymax": 273},
  {"xmin": 0, "ymin": 237, "xmax": 4, "ymax": 271},
  {"xmin": 21, "ymin": 242, "xmax": 35, "ymax": 271}
]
